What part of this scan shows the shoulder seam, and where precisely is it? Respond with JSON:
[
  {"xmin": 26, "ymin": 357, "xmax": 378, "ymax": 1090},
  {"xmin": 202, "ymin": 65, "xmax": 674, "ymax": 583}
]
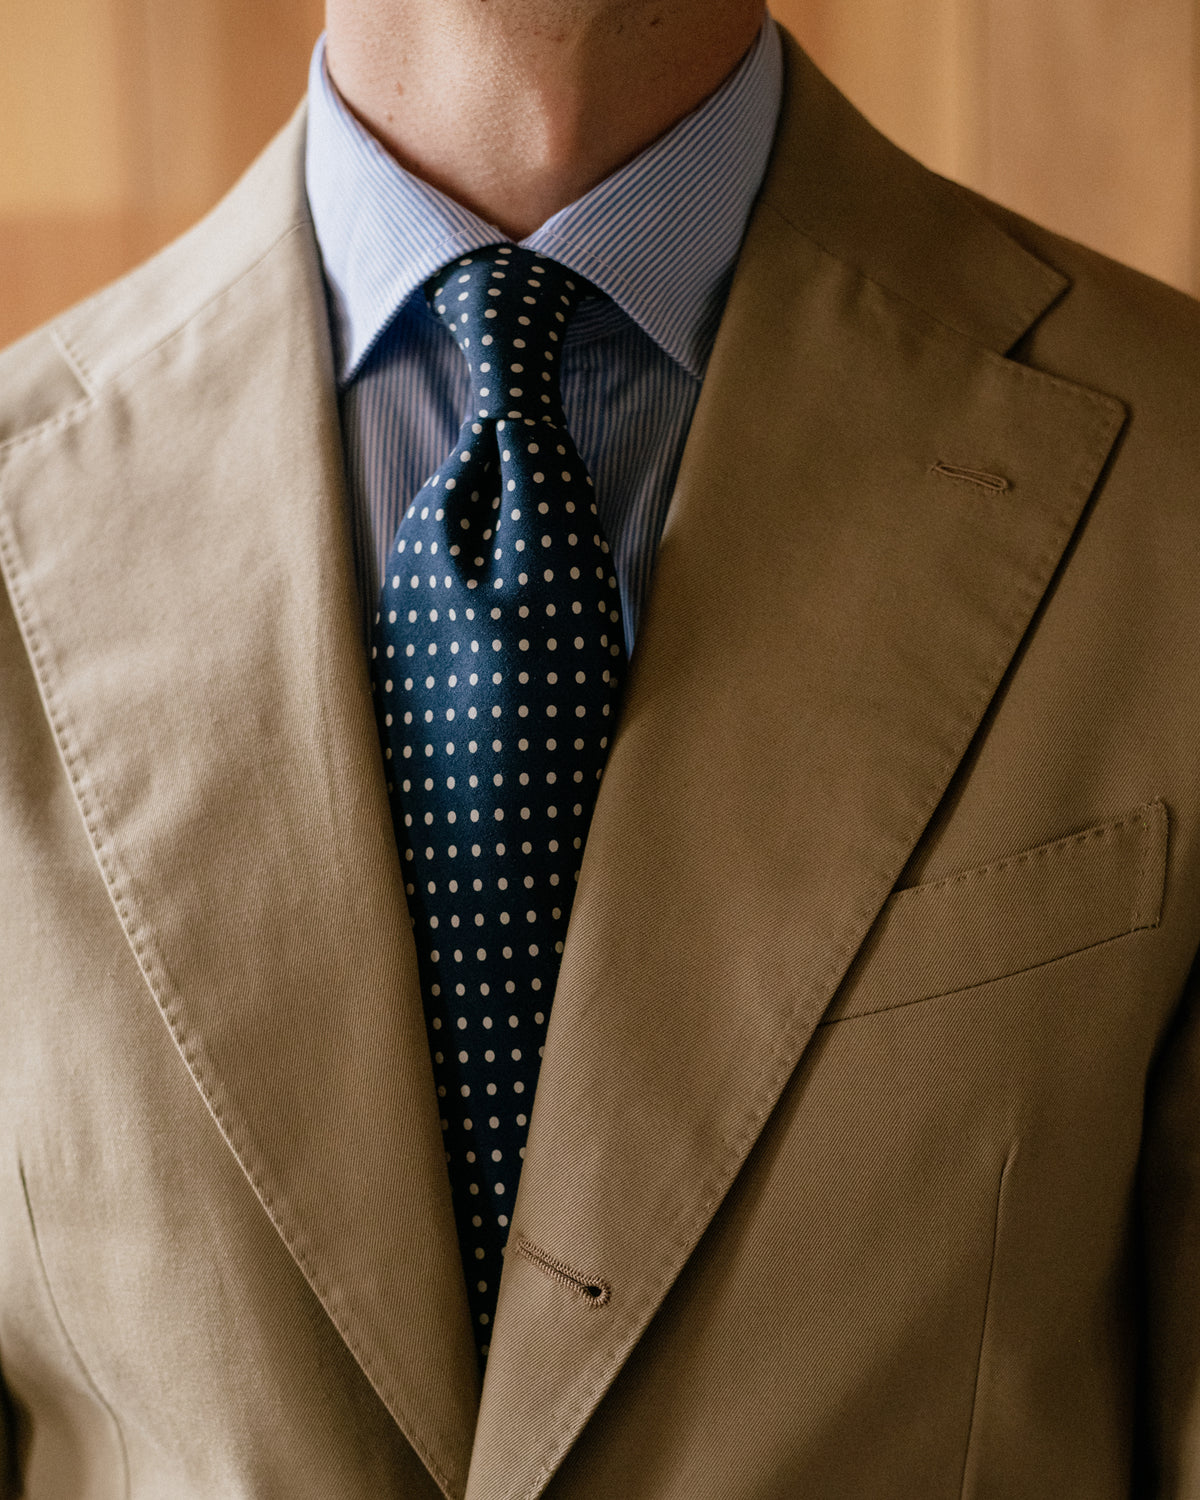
[
  {"xmin": 50, "ymin": 326, "xmax": 97, "ymax": 400},
  {"xmin": 0, "ymin": 220, "xmax": 311, "ymax": 461},
  {"xmin": 753, "ymin": 196, "xmax": 1067, "ymax": 366}
]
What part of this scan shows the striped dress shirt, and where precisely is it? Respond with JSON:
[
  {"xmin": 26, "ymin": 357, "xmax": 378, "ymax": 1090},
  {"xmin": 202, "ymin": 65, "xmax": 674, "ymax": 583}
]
[{"xmin": 304, "ymin": 16, "xmax": 783, "ymax": 655}]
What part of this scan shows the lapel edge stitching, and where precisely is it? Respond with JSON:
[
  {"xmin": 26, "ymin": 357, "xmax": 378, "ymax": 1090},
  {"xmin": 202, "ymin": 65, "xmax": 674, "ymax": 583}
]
[
  {"xmin": 510, "ymin": 368, "xmax": 1129, "ymax": 1500},
  {"xmin": 0, "ymin": 489, "xmax": 466, "ymax": 1500}
]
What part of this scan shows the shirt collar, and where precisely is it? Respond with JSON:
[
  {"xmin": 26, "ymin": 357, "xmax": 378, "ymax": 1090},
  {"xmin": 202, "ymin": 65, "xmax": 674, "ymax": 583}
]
[{"xmin": 305, "ymin": 15, "xmax": 782, "ymax": 387}]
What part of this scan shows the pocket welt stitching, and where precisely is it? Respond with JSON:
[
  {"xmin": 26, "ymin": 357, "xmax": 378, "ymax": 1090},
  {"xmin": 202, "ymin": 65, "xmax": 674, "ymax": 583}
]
[
  {"xmin": 822, "ymin": 800, "xmax": 1168, "ymax": 1024},
  {"xmin": 820, "ymin": 925, "xmax": 1152, "ymax": 1028},
  {"xmin": 887, "ymin": 803, "xmax": 1161, "ymax": 912}
]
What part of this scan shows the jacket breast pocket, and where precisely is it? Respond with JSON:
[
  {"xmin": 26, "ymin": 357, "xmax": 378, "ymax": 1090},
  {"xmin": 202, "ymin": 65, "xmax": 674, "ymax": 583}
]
[{"xmin": 823, "ymin": 800, "xmax": 1169, "ymax": 1024}]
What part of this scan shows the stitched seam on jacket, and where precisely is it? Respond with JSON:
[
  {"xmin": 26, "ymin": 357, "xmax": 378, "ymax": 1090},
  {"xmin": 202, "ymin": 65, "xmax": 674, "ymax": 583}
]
[
  {"xmin": 958, "ymin": 1145, "xmax": 1016, "ymax": 1499},
  {"xmin": 755, "ymin": 199, "xmax": 1126, "ymax": 429},
  {"xmin": 56, "ymin": 220, "xmax": 310, "ymax": 394},
  {"xmin": 1132, "ymin": 802, "xmax": 1167, "ymax": 932},
  {"xmin": 888, "ymin": 803, "xmax": 1157, "ymax": 908},
  {"xmin": 0, "ymin": 505, "xmax": 459, "ymax": 1497},
  {"xmin": 819, "ymin": 925, "xmax": 1156, "ymax": 1027},
  {"xmin": 49, "ymin": 326, "xmax": 96, "ymax": 400},
  {"xmin": 0, "ymin": 221, "xmax": 311, "ymax": 463},
  {"xmin": 18, "ymin": 1159, "xmax": 132, "ymax": 1500},
  {"xmin": 525, "ymin": 391, "xmax": 1124, "ymax": 1499}
]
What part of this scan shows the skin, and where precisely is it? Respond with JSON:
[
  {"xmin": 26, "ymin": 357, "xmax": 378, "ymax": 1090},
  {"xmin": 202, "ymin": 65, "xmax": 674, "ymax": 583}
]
[{"xmin": 323, "ymin": 0, "xmax": 767, "ymax": 238}]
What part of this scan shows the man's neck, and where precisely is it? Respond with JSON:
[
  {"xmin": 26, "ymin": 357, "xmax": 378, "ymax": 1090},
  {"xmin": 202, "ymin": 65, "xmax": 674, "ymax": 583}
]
[{"xmin": 323, "ymin": 0, "xmax": 767, "ymax": 239}]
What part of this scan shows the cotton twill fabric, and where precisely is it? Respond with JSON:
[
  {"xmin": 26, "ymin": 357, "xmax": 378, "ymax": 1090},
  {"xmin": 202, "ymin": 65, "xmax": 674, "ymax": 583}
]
[{"xmin": 2, "ymin": 28, "xmax": 1200, "ymax": 1500}]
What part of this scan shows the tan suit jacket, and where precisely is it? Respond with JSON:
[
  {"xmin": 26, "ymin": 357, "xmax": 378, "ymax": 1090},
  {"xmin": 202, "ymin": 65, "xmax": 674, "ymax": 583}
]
[{"xmin": 1, "ymin": 30, "xmax": 1199, "ymax": 1500}]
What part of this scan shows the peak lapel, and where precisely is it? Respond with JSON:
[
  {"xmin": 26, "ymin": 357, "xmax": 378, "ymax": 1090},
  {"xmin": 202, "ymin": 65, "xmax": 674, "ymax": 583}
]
[
  {"xmin": 466, "ymin": 35, "xmax": 1126, "ymax": 1500},
  {"xmin": 0, "ymin": 116, "xmax": 479, "ymax": 1498}
]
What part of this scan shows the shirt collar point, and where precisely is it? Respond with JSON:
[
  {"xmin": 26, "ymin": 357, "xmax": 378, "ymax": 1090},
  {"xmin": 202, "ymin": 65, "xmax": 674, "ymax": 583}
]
[{"xmin": 308, "ymin": 12, "xmax": 782, "ymax": 377}]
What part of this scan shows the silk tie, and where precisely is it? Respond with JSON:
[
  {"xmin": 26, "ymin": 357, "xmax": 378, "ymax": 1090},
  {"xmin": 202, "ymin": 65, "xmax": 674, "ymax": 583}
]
[{"xmin": 369, "ymin": 244, "xmax": 627, "ymax": 1366}]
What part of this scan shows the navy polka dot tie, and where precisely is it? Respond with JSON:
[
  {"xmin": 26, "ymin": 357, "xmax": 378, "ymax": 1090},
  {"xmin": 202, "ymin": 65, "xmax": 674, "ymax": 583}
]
[{"xmin": 369, "ymin": 244, "xmax": 627, "ymax": 1369}]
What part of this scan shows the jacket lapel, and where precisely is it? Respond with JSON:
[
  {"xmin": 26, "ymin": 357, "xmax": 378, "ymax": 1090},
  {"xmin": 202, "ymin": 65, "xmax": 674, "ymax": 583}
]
[
  {"xmin": 465, "ymin": 35, "xmax": 1126, "ymax": 1500},
  {"xmin": 0, "ymin": 116, "xmax": 479, "ymax": 1498}
]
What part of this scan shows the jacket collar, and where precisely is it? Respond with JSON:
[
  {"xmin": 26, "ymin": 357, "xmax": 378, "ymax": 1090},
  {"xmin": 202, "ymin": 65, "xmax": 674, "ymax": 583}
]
[{"xmin": 0, "ymin": 31, "xmax": 1123, "ymax": 1500}]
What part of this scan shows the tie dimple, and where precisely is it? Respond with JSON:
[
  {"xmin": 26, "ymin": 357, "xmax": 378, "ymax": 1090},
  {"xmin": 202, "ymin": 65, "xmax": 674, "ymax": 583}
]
[{"xmin": 369, "ymin": 244, "xmax": 627, "ymax": 1370}]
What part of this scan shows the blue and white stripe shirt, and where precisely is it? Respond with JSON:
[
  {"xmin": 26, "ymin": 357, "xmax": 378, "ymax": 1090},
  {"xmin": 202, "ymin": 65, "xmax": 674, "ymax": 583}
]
[{"xmin": 305, "ymin": 17, "xmax": 783, "ymax": 655}]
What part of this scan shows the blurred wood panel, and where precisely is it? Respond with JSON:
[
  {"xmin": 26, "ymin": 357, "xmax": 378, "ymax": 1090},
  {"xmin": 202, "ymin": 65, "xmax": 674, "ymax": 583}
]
[
  {"xmin": 777, "ymin": 0, "xmax": 1199, "ymax": 293},
  {"xmin": 0, "ymin": 0, "xmax": 323, "ymax": 346},
  {"xmin": 779, "ymin": 0, "xmax": 979, "ymax": 180},
  {"xmin": 0, "ymin": 213, "xmax": 175, "ymax": 339},
  {"xmin": 1, "ymin": 0, "xmax": 1197, "ymax": 348},
  {"xmin": 975, "ymin": 0, "xmax": 1197, "ymax": 291},
  {"xmin": 0, "ymin": 0, "xmax": 128, "ymax": 212},
  {"xmin": 128, "ymin": 0, "xmax": 326, "ymax": 216}
]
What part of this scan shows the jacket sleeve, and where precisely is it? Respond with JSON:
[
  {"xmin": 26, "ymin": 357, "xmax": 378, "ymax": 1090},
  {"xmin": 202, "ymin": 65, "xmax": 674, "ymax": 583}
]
[{"xmin": 1139, "ymin": 949, "xmax": 1200, "ymax": 1495}]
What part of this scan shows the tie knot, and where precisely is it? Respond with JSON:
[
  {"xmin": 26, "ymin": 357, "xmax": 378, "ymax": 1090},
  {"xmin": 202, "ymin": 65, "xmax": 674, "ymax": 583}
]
[{"xmin": 425, "ymin": 245, "xmax": 587, "ymax": 423}]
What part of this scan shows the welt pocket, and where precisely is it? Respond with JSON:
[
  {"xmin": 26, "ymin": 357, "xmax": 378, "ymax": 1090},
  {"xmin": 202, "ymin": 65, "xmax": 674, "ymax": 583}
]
[{"xmin": 823, "ymin": 800, "xmax": 1169, "ymax": 1023}]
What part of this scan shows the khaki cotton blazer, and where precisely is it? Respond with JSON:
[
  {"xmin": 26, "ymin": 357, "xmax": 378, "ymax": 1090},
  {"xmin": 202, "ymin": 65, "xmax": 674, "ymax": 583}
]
[{"xmin": 1, "ymin": 30, "xmax": 1199, "ymax": 1500}]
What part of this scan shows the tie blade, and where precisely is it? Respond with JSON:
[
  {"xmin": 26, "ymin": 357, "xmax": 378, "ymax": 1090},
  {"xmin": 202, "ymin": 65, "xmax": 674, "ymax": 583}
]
[{"xmin": 373, "ymin": 246, "xmax": 624, "ymax": 1371}]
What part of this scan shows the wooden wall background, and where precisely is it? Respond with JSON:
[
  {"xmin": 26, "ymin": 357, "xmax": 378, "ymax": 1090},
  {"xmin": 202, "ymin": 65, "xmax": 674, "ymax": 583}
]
[{"xmin": 1, "ymin": 0, "xmax": 1197, "ymax": 348}]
